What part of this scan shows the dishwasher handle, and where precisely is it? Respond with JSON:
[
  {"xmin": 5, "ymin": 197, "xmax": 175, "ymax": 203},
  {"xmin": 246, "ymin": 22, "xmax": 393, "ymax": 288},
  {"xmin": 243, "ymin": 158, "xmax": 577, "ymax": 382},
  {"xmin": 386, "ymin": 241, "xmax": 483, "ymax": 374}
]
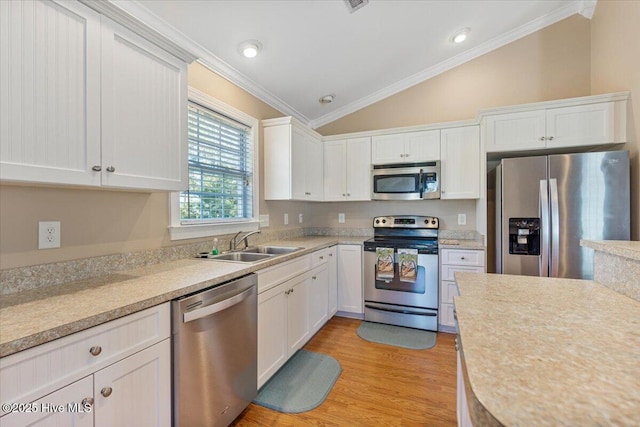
[{"xmin": 183, "ymin": 286, "xmax": 253, "ymax": 323}]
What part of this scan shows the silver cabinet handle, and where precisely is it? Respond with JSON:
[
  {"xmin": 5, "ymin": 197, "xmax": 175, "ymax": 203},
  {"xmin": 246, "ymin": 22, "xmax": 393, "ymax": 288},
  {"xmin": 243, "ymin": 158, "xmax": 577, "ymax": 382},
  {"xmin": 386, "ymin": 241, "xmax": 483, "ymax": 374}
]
[
  {"xmin": 89, "ymin": 346, "xmax": 102, "ymax": 356},
  {"xmin": 101, "ymin": 387, "xmax": 113, "ymax": 398},
  {"xmin": 539, "ymin": 136, "xmax": 546, "ymax": 141},
  {"xmin": 319, "ymin": 256, "xmax": 324, "ymax": 260},
  {"xmin": 106, "ymin": 166, "xmax": 115, "ymax": 173},
  {"xmin": 548, "ymin": 136, "xmax": 554, "ymax": 141},
  {"xmin": 91, "ymin": 165, "xmax": 102, "ymax": 172},
  {"xmin": 347, "ymin": 193, "xmax": 351, "ymax": 196},
  {"xmin": 342, "ymin": 193, "xmax": 346, "ymax": 196},
  {"xmin": 328, "ymin": 253, "xmax": 333, "ymax": 257},
  {"xmin": 460, "ymin": 256, "xmax": 465, "ymax": 260},
  {"xmin": 312, "ymin": 276, "xmax": 317, "ymax": 280},
  {"xmin": 290, "ymin": 288, "xmax": 294, "ymax": 294},
  {"xmin": 82, "ymin": 398, "xmax": 94, "ymax": 408}
]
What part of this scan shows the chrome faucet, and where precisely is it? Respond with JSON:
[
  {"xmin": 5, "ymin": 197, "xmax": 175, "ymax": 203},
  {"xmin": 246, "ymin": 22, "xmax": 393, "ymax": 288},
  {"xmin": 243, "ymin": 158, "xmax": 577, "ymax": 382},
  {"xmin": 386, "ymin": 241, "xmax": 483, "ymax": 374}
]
[{"xmin": 230, "ymin": 230, "xmax": 261, "ymax": 251}]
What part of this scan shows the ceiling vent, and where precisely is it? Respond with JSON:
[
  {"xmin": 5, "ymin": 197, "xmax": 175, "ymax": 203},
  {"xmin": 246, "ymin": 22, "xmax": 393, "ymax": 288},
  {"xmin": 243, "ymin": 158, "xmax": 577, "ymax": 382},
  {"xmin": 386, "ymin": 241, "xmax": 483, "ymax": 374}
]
[{"xmin": 344, "ymin": 0, "xmax": 369, "ymax": 13}]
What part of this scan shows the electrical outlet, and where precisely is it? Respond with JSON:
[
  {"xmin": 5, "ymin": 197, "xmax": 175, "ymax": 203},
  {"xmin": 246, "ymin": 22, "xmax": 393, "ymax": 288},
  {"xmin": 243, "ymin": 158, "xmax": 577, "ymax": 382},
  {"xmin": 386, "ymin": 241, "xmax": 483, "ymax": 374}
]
[
  {"xmin": 338, "ymin": 213, "xmax": 345, "ymax": 223},
  {"xmin": 299, "ymin": 213, "xmax": 303, "ymax": 224},
  {"xmin": 259, "ymin": 214, "xmax": 270, "ymax": 227},
  {"xmin": 458, "ymin": 214, "xmax": 467, "ymax": 226},
  {"xmin": 284, "ymin": 213, "xmax": 289, "ymax": 225},
  {"xmin": 39, "ymin": 221, "xmax": 61, "ymax": 249}
]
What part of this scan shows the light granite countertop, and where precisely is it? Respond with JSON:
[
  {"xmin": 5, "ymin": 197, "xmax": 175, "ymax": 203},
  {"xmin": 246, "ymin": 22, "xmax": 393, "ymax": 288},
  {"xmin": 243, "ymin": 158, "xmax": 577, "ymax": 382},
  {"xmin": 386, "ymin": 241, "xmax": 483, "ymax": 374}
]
[
  {"xmin": 438, "ymin": 238, "xmax": 485, "ymax": 250},
  {"xmin": 581, "ymin": 239, "xmax": 640, "ymax": 261},
  {"xmin": 454, "ymin": 272, "xmax": 640, "ymax": 427},
  {"xmin": 0, "ymin": 236, "xmax": 365, "ymax": 358}
]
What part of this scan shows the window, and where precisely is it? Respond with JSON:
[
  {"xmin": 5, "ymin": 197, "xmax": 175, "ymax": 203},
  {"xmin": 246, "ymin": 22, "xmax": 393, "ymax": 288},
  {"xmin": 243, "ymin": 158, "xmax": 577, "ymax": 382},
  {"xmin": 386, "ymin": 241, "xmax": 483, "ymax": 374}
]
[{"xmin": 170, "ymin": 88, "xmax": 259, "ymax": 240}]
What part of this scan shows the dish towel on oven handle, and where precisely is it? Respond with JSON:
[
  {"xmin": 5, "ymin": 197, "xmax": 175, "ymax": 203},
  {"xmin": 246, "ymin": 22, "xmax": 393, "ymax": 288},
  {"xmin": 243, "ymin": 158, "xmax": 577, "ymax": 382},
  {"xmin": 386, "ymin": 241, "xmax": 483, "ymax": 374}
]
[
  {"xmin": 398, "ymin": 248, "xmax": 418, "ymax": 282},
  {"xmin": 376, "ymin": 247, "xmax": 395, "ymax": 281}
]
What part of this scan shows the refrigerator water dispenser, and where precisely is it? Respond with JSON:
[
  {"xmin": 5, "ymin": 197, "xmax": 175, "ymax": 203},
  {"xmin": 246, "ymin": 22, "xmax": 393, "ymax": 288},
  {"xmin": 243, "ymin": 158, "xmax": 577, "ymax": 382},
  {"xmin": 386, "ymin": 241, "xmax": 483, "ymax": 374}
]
[{"xmin": 508, "ymin": 218, "xmax": 540, "ymax": 255}]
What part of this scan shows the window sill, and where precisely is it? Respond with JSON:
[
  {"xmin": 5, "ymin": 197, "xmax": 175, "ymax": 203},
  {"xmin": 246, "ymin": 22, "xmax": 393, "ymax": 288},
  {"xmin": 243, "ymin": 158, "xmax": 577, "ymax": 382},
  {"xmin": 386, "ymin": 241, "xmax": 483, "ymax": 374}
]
[{"xmin": 168, "ymin": 220, "xmax": 260, "ymax": 241}]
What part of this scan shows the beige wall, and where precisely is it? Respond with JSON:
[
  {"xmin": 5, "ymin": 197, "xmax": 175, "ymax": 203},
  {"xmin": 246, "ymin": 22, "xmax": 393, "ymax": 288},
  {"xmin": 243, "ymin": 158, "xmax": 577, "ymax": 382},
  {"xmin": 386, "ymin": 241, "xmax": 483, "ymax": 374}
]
[
  {"xmin": 316, "ymin": 15, "xmax": 591, "ymax": 135},
  {"xmin": 590, "ymin": 0, "xmax": 640, "ymax": 240}
]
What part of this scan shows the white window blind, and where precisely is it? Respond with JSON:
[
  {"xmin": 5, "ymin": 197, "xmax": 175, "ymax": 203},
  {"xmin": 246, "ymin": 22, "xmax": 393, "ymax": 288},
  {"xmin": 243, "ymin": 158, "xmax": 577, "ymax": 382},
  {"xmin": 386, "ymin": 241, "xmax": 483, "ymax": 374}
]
[{"xmin": 181, "ymin": 102, "xmax": 253, "ymax": 223}]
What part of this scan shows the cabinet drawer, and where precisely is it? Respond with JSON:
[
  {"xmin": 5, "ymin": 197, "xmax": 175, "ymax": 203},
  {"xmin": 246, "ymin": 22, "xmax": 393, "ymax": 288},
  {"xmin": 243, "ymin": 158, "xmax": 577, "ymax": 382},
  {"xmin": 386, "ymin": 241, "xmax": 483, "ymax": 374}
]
[
  {"xmin": 311, "ymin": 248, "xmax": 331, "ymax": 268},
  {"xmin": 257, "ymin": 255, "xmax": 310, "ymax": 293},
  {"xmin": 441, "ymin": 249, "xmax": 485, "ymax": 267},
  {"xmin": 442, "ymin": 265, "xmax": 485, "ymax": 282},
  {"xmin": 0, "ymin": 303, "xmax": 170, "ymax": 410},
  {"xmin": 440, "ymin": 280, "xmax": 460, "ymax": 304}
]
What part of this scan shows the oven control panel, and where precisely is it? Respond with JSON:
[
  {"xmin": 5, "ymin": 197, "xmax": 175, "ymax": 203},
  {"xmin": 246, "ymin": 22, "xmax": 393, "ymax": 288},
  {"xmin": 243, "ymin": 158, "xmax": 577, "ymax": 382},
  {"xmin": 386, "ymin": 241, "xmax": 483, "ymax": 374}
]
[{"xmin": 373, "ymin": 215, "xmax": 439, "ymax": 229}]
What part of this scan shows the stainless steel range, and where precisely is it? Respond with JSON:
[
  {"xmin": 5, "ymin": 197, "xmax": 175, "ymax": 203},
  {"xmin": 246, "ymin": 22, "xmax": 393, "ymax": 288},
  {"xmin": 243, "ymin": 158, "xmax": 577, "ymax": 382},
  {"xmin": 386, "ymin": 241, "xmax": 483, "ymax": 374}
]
[{"xmin": 363, "ymin": 215, "xmax": 439, "ymax": 331}]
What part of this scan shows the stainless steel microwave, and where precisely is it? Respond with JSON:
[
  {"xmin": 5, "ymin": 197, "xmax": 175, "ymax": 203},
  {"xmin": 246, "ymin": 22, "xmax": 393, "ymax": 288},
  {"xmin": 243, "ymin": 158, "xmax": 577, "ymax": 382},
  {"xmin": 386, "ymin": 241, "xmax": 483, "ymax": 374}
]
[{"xmin": 371, "ymin": 161, "xmax": 440, "ymax": 200}]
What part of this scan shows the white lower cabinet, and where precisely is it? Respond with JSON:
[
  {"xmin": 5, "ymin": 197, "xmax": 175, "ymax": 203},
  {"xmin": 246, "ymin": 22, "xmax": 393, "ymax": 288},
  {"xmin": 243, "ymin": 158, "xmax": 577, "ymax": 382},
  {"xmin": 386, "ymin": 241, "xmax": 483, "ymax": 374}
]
[
  {"xmin": 337, "ymin": 245, "xmax": 363, "ymax": 315},
  {"xmin": 439, "ymin": 249, "xmax": 484, "ymax": 331},
  {"xmin": 457, "ymin": 345, "xmax": 474, "ymax": 427},
  {"xmin": 0, "ymin": 304, "xmax": 171, "ymax": 427},
  {"xmin": 327, "ymin": 246, "xmax": 338, "ymax": 316},
  {"xmin": 257, "ymin": 247, "xmax": 337, "ymax": 388}
]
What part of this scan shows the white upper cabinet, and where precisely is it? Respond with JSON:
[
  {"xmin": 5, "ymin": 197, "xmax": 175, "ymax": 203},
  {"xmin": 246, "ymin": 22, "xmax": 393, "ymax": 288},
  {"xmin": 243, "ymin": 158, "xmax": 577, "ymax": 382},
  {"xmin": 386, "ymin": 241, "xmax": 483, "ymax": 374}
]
[
  {"xmin": 0, "ymin": 0, "xmax": 102, "ymax": 186},
  {"xmin": 323, "ymin": 137, "xmax": 371, "ymax": 201},
  {"xmin": 263, "ymin": 117, "xmax": 324, "ymax": 201},
  {"xmin": 100, "ymin": 16, "xmax": 187, "ymax": 191},
  {"xmin": 440, "ymin": 126, "xmax": 480, "ymax": 199},
  {"xmin": 371, "ymin": 130, "xmax": 440, "ymax": 165},
  {"xmin": 483, "ymin": 94, "xmax": 628, "ymax": 153},
  {"xmin": 0, "ymin": 0, "xmax": 188, "ymax": 191}
]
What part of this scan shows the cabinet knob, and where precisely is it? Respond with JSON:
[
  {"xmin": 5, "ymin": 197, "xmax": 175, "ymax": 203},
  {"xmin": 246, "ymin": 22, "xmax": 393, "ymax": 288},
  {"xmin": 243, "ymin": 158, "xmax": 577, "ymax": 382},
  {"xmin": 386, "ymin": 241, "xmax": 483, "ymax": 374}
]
[
  {"xmin": 460, "ymin": 256, "xmax": 465, "ymax": 260},
  {"xmin": 290, "ymin": 288, "xmax": 294, "ymax": 294},
  {"xmin": 328, "ymin": 253, "xmax": 333, "ymax": 257},
  {"xmin": 312, "ymin": 276, "xmax": 317, "ymax": 280},
  {"xmin": 89, "ymin": 346, "xmax": 102, "ymax": 356},
  {"xmin": 106, "ymin": 166, "xmax": 116, "ymax": 173},
  {"xmin": 91, "ymin": 165, "xmax": 102, "ymax": 172},
  {"xmin": 101, "ymin": 387, "xmax": 113, "ymax": 398},
  {"xmin": 547, "ymin": 136, "xmax": 554, "ymax": 141},
  {"xmin": 347, "ymin": 193, "xmax": 351, "ymax": 197},
  {"xmin": 539, "ymin": 137, "xmax": 546, "ymax": 141},
  {"xmin": 319, "ymin": 256, "xmax": 324, "ymax": 260},
  {"xmin": 81, "ymin": 398, "xmax": 94, "ymax": 408},
  {"xmin": 342, "ymin": 193, "xmax": 346, "ymax": 197}
]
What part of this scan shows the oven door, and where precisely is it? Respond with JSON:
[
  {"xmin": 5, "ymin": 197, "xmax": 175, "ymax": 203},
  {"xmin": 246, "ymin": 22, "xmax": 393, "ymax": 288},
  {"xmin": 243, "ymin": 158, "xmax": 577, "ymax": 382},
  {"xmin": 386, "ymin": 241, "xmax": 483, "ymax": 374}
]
[{"xmin": 363, "ymin": 249, "xmax": 438, "ymax": 309}]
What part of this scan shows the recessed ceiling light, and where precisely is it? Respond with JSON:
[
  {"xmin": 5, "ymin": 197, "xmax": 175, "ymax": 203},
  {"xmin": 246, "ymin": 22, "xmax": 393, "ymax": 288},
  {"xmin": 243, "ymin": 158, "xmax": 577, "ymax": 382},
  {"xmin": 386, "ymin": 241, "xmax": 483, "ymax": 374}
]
[
  {"xmin": 451, "ymin": 28, "xmax": 471, "ymax": 44},
  {"xmin": 319, "ymin": 94, "xmax": 335, "ymax": 104},
  {"xmin": 239, "ymin": 40, "xmax": 262, "ymax": 58}
]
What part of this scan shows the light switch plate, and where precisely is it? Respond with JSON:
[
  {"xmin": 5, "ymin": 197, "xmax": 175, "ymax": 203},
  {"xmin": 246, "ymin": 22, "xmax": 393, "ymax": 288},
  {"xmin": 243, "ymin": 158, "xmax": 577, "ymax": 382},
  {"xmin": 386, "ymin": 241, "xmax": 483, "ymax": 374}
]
[
  {"xmin": 259, "ymin": 214, "xmax": 270, "ymax": 227},
  {"xmin": 298, "ymin": 213, "xmax": 303, "ymax": 224},
  {"xmin": 458, "ymin": 214, "xmax": 467, "ymax": 225},
  {"xmin": 284, "ymin": 213, "xmax": 289, "ymax": 225},
  {"xmin": 338, "ymin": 213, "xmax": 345, "ymax": 223}
]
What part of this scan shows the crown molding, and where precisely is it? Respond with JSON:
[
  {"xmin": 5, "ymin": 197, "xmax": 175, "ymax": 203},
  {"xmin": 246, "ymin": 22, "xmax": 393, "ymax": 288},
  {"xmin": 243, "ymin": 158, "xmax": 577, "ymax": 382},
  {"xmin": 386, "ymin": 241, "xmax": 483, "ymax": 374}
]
[
  {"xmin": 579, "ymin": 0, "xmax": 598, "ymax": 19},
  {"xmin": 111, "ymin": 1, "xmax": 312, "ymax": 126},
  {"xmin": 309, "ymin": 0, "xmax": 589, "ymax": 129}
]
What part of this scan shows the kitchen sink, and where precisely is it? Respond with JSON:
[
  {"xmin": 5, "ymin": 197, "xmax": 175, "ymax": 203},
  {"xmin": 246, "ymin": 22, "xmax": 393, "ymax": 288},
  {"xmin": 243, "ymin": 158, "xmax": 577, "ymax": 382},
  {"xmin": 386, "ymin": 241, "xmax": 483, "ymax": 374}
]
[
  {"xmin": 198, "ymin": 252, "xmax": 274, "ymax": 263},
  {"xmin": 196, "ymin": 245, "xmax": 302, "ymax": 263},
  {"xmin": 243, "ymin": 245, "xmax": 302, "ymax": 255}
]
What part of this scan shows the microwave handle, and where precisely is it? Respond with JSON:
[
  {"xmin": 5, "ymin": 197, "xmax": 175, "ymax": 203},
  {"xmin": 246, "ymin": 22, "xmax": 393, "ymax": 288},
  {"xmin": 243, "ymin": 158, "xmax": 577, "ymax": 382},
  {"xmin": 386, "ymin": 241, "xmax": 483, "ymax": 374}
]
[{"xmin": 418, "ymin": 168, "xmax": 423, "ymax": 198}]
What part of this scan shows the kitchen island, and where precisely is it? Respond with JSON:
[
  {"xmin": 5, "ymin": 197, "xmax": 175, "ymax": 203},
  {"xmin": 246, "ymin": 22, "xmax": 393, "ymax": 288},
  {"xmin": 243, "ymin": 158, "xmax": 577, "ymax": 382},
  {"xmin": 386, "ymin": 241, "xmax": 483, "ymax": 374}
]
[{"xmin": 454, "ymin": 271, "xmax": 640, "ymax": 427}]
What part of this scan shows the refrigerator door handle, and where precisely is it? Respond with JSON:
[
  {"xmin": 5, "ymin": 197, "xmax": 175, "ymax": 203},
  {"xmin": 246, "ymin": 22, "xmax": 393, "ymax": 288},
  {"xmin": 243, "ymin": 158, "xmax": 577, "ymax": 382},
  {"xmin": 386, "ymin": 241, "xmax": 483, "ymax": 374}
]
[
  {"xmin": 549, "ymin": 178, "xmax": 560, "ymax": 277},
  {"xmin": 539, "ymin": 180, "xmax": 549, "ymax": 277}
]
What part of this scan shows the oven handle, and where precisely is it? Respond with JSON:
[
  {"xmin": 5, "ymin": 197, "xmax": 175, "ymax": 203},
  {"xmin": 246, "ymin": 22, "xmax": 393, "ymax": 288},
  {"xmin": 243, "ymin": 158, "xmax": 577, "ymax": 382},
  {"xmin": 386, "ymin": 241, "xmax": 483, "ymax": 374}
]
[
  {"xmin": 418, "ymin": 168, "xmax": 424, "ymax": 199},
  {"xmin": 365, "ymin": 303, "xmax": 436, "ymax": 316}
]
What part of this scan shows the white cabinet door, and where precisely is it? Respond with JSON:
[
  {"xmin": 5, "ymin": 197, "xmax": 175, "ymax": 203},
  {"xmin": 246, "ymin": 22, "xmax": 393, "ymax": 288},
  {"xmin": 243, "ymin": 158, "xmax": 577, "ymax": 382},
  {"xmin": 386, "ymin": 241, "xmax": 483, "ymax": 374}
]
[
  {"xmin": 93, "ymin": 339, "xmax": 171, "ymax": 427},
  {"xmin": 405, "ymin": 130, "xmax": 440, "ymax": 162},
  {"xmin": 323, "ymin": 140, "xmax": 347, "ymax": 201},
  {"xmin": 0, "ymin": 376, "xmax": 94, "ymax": 427},
  {"xmin": 545, "ymin": 102, "xmax": 615, "ymax": 148},
  {"xmin": 484, "ymin": 110, "xmax": 546, "ymax": 153},
  {"xmin": 100, "ymin": 17, "xmax": 187, "ymax": 191},
  {"xmin": 440, "ymin": 126, "xmax": 480, "ymax": 199},
  {"xmin": 306, "ymin": 135, "xmax": 324, "ymax": 201},
  {"xmin": 327, "ymin": 246, "xmax": 338, "ymax": 316},
  {"xmin": 457, "ymin": 349, "xmax": 474, "ymax": 427},
  {"xmin": 290, "ymin": 126, "xmax": 308, "ymax": 200},
  {"xmin": 257, "ymin": 282, "xmax": 288, "ymax": 388},
  {"xmin": 337, "ymin": 245, "xmax": 363, "ymax": 314},
  {"xmin": 308, "ymin": 266, "xmax": 329, "ymax": 336},
  {"xmin": 345, "ymin": 137, "xmax": 372, "ymax": 200},
  {"xmin": 371, "ymin": 134, "xmax": 404, "ymax": 165},
  {"xmin": 0, "ymin": 0, "xmax": 102, "ymax": 186},
  {"xmin": 287, "ymin": 274, "xmax": 309, "ymax": 355}
]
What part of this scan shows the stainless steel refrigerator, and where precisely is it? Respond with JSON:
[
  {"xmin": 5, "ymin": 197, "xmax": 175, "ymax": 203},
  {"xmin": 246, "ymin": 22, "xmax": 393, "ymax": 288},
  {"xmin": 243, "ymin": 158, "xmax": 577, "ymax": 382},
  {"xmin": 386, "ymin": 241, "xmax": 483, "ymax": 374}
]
[{"xmin": 495, "ymin": 150, "xmax": 629, "ymax": 279}]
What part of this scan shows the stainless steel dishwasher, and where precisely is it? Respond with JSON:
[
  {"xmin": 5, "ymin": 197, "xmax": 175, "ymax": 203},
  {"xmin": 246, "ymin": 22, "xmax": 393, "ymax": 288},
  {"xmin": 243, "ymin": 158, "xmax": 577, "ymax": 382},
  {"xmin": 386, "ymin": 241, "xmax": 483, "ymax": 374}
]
[{"xmin": 172, "ymin": 273, "xmax": 257, "ymax": 427}]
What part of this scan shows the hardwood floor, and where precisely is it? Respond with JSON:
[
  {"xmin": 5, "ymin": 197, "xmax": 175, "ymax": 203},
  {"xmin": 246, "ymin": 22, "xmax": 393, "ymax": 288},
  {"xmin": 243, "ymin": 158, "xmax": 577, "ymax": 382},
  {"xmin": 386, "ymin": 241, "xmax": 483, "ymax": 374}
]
[{"xmin": 233, "ymin": 317, "xmax": 458, "ymax": 426}]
